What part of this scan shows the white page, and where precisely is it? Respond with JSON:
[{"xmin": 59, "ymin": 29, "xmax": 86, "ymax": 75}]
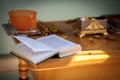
[
  {"xmin": 11, "ymin": 43, "xmax": 58, "ymax": 64},
  {"xmin": 13, "ymin": 36, "xmax": 55, "ymax": 52},
  {"xmin": 36, "ymin": 34, "xmax": 80, "ymax": 51}
]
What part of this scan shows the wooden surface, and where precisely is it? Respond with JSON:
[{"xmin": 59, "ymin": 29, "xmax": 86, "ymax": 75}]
[{"xmin": 11, "ymin": 21, "xmax": 120, "ymax": 80}]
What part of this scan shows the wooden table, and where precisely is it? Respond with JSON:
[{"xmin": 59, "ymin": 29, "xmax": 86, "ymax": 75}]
[{"xmin": 10, "ymin": 21, "xmax": 120, "ymax": 80}]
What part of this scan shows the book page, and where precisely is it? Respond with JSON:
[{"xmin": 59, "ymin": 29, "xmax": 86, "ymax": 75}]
[
  {"xmin": 36, "ymin": 35, "xmax": 80, "ymax": 51},
  {"xmin": 11, "ymin": 43, "xmax": 58, "ymax": 64},
  {"xmin": 13, "ymin": 36, "xmax": 55, "ymax": 52}
]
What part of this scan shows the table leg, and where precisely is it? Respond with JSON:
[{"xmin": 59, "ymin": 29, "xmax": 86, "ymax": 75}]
[{"xmin": 18, "ymin": 58, "xmax": 29, "ymax": 80}]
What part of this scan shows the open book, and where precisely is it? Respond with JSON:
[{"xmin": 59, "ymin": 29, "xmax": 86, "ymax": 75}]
[{"xmin": 11, "ymin": 34, "xmax": 82, "ymax": 64}]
